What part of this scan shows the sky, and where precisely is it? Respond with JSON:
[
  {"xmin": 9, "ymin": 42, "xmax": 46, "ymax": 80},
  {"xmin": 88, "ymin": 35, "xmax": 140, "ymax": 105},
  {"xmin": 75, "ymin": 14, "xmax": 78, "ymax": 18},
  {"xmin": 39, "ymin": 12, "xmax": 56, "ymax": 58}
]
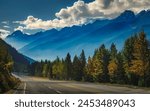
[{"xmin": 0, "ymin": 0, "xmax": 150, "ymax": 39}]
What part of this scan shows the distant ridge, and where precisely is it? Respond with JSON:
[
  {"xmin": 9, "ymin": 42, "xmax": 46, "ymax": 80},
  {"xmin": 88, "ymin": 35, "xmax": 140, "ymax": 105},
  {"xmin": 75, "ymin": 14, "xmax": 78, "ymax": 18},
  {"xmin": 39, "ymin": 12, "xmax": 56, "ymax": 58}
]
[{"xmin": 5, "ymin": 10, "xmax": 150, "ymax": 60}]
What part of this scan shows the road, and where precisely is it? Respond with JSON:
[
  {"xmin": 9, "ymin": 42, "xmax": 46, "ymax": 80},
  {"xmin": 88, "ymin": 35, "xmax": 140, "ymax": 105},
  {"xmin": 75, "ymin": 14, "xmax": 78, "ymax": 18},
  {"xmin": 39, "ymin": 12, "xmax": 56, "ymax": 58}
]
[{"xmin": 13, "ymin": 75, "xmax": 150, "ymax": 94}]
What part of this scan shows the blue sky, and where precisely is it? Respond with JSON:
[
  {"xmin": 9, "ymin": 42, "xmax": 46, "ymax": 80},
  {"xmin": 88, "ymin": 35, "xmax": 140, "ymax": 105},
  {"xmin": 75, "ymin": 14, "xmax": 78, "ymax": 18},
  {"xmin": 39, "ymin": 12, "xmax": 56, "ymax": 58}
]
[
  {"xmin": 0, "ymin": 0, "xmax": 149, "ymax": 39},
  {"xmin": 0, "ymin": 0, "xmax": 93, "ymax": 21},
  {"xmin": 0, "ymin": 0, "xmax": 93, "ymax": 38}
]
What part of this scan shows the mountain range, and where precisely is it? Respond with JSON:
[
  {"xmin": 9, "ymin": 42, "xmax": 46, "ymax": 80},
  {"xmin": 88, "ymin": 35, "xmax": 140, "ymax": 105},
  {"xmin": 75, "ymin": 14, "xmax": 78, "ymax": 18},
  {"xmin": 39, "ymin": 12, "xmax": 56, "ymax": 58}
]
[{"xmin": 5, "ymin": 10, "xmax": 150, "ymax": 60}]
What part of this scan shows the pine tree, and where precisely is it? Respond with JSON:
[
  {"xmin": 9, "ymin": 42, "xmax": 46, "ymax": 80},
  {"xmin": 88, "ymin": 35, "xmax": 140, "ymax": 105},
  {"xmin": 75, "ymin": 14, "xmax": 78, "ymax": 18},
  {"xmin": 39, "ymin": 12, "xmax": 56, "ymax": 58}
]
[
  {"xmin": 123, "ymin": 36, "xmax": 136, "ymax": 73},
  {"xmin": 116, "ymin": 52, "xmax": 126, "ymax": 84},
  {"xmin": 145, "ymin": 42, "xmax": 150, "ymax": 86},
  {"xmin": 108, "ymin": 43, "xmax": 118, "ymax": 83},
  {"xmin": 47, "ymin": 61, "xmax": 53, "ymax": 79},
  {"xmin": 65, "ymin": 53, "xmax": 72, "ymax": 80},
  {"xmin": 98, "ymin": 44, "xmax": 110, "ymax": 82},
  {"xmin": 52, "ymin": 58, "xmax": 65, "ymax": 80},
  {"xmin": 72, "ymin": 55, "xmax": 81, "ymax": 81},
  {"xmin": 122, "ymin": 35, "xmax": 137, "ymax": 84},
  {"xmin": 85, "ymin": 56, "xmax": 95, "ymax": 82},
  {"xmin": 79, "ymin": 50, "xmax": 86, "ymax": 81},
  {"xmin": 92, "ymin": 52, "xmax": 102, "ymax": 81}
]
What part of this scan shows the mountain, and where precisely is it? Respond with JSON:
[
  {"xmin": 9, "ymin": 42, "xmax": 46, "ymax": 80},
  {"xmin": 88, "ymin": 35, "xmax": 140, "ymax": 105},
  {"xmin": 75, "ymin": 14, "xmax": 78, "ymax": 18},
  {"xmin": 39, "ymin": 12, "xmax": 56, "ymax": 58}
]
[
  {"xmin": 0, "ymin": 38, "xmax": 34, "ymax": 72},
  {"xmin": 5, "ymin": 30, "xmax": 42, "ymax": 49},
  {"xmin": 5, "ymin": 10, "xmax": 150, "ymax": 60}
]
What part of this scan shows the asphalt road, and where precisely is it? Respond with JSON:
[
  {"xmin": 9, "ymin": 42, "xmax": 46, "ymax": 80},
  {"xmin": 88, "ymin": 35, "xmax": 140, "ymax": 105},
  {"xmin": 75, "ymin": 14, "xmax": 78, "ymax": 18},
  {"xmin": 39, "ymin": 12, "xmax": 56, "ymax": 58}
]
[{"xmin": 13, "ymin": 75, "xmax": 150, "ymax": 94}]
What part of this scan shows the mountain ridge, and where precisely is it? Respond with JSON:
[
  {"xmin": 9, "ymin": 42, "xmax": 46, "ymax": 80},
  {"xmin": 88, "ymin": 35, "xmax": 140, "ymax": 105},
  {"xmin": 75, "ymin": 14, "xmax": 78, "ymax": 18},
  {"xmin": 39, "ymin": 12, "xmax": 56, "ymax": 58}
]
[{"xmin": 5, "ymin": 10, "xmax": 150, "ymax": 60}]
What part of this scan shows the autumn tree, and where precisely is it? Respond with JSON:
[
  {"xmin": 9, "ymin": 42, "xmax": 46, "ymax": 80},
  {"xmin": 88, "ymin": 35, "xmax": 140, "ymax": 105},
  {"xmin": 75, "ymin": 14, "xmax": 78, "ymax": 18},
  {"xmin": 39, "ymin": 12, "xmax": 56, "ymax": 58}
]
[
  {"xmin": 129, "ymin": 31, "xmax": 149, "ymax": 86},
  {"xmin": 92, "ymin": 51, "xmax": 102, "ymax": 81}
]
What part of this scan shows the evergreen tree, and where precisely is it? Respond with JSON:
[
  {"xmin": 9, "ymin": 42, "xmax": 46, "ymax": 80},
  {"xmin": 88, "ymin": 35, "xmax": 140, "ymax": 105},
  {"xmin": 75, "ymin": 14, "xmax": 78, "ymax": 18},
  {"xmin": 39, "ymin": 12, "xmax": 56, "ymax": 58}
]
[
  {"xmin": 145, "ymin": 41, "xmax": 150, "ymax": 86},
  {"xmin": 52, "ymin": 57, "xmax": 65, "ymax": 80},
  {"xmin": 79, "ymin": 50, "xmax": 86, "ymax": 81},
  {"xmin": 110, "ymin": 43, "xmax": 117, "ymax": 60},
  {"xmin": 108, "ymin": 43, "xmax": 118, "ymax": 83},
  {"xmin": 85, "ymin": 56, "xmax": 95, "ymax": 82},
  {"xmin": 116, "ymin": 52, "xmax": 126, "ymax": 84},
  {"xmin": 47, "ymin": 61, "xmax": 53, "ymax": 79},
  {"xmin": 98, "ymin": 44, "xmax": 110, "ymax": 83},
  {"xmin": 72, "ymin": 55, "xmax": 81, "ymax": 81},
  {"xmin": 123, "ymin": 36, "xmax": 136, "ymax": 72},
  {"xmin": 65, "ymin": 53, "xmax": 72, "ymax": 80},
  {"xmin": 123, "ymin": 35, "xmax": 137, "ymax": 84}
]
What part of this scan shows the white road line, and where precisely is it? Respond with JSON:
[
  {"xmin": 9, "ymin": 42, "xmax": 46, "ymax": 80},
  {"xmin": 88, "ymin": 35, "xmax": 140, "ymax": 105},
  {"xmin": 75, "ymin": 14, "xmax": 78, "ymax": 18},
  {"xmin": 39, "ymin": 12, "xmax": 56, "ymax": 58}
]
[{"xmin": 23, "ymin": 83, "xmax": 26, "ymax": 94}]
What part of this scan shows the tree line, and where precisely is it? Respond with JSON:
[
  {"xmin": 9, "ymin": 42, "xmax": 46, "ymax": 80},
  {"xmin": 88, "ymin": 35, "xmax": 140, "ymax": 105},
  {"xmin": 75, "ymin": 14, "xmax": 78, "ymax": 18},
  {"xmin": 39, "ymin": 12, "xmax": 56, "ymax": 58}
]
[{"xmin": 29, "ymin": 31, "xmax": 150, "ymax": 87}]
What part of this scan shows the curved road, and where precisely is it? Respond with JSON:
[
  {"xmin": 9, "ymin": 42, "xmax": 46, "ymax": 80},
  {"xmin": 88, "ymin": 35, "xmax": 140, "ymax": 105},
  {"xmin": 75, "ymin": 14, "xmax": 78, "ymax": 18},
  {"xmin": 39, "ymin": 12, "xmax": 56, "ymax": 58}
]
[{"xmin": 13, "ymin": 75, "xmax": 150, "ymax": 94}]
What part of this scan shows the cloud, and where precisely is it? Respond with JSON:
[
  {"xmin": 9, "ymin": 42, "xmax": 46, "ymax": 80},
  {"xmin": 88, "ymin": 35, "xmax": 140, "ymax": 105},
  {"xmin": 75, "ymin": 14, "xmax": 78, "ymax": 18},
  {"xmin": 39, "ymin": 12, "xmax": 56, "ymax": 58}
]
[
  {"xmin": 14, "ymin": 0, "xmax": 150, "ymax": 31},
  {"xmin": 0, "ymin": 29, "xmax": 10, "ymax": 39},
  {"xmin": 1, "ymin": 21, "xmax": 9, "ymax": 25},
  {"xmin": 3, "ymin": 25, "xmax": 10, "ymax": 28},
  {"xmin": 14, "ymin": 26, "xmax": 24, "ymax": 32}
]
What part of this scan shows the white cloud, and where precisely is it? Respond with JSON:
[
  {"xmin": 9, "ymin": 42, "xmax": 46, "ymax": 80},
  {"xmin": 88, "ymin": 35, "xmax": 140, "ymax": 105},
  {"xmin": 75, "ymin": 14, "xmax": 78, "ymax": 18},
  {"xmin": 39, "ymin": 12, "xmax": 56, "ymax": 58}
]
[
  {"xmin": 3, "ymin": 25, "xmax": 10, "ymax": 28},
  {"xmin": 1, "ymin": 21, "xmax": 9, "ymax": 25},
  {"xmin": 0, "ymin": 29, "xmax": 10, "ymax": 39},
  {"xmin": 14, "ymin": 0, "xmax": 150, "ymax": 31},
  {"xmin": 14, "ymin": 26, "xmax": 24, "ymax": 32}
]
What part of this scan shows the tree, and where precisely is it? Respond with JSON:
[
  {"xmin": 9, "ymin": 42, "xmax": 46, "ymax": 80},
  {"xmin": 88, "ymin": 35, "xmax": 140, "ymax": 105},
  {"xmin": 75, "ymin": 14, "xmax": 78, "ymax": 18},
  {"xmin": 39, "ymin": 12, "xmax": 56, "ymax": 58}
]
[
  {"xmin": 123, "ymin": 36, "xmax": 136, "ymax": 73},
  {"xmin": 65, "ymin": 53, "xmax": 72, "ymax": 80},
  {"xmin": 108, "ymin": 43, "xmax": 118, "ymax": 83},
  {"xmin": 129, "ymin": 31, "xmax": 149, "ymax": 86},
  {"xmin": 72, "ymin": 55, "xmax": 81, "ymax": 81},
  {"xmin": 85, "ymin": 56, "xmax": 95, "ymax": 82},
  {"xmin": 116, "ymin": 52, "xmax": 126, "ymax": 84},
  {"xmin": 123, "ymin": 35, "xmax": 137, "ymax": 84},
  {"xmin": 52, "ymin": 58, "xmax": 65, "ymax": 80},
  {"xmin": 110, "ymin": 43, "xmax": 117, "ymax": 60},
  {"xmin": 47, "ymin": 61, "xmax": 53, "ymax": 79},
  {"xmin": 98, "ymin": 44, "xmax": 110, "ymax": 83},
  {"xmin": 145, "ymin": 41, "xmax": 150, "ymax": 86},
  {"xmin": 79, "ymin": 50, "xmax": 86, "ymax": 81}
]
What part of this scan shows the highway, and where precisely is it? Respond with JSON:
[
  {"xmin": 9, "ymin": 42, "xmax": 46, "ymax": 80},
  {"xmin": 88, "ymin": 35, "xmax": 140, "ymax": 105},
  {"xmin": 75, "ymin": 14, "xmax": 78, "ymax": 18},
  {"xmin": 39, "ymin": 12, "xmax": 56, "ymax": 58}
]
[{"xmin": 13, "ymin": 75, "xmax": 150, "ymax": 94}]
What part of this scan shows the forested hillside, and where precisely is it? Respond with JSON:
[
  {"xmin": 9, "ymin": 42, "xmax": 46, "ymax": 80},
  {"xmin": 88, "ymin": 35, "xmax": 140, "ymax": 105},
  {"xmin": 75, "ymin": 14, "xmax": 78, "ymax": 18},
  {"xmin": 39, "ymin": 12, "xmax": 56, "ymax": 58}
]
[
  {"xmin": 0, "ymin": 38, "xmax": 30, "ymax": 73},
  {"xmin": 0, "ymin": 39, "xmax": 20, "ymax": 93},
  {"xmin": 30, "ymin": 31, "xmax": 150, "ymax": 87}
]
